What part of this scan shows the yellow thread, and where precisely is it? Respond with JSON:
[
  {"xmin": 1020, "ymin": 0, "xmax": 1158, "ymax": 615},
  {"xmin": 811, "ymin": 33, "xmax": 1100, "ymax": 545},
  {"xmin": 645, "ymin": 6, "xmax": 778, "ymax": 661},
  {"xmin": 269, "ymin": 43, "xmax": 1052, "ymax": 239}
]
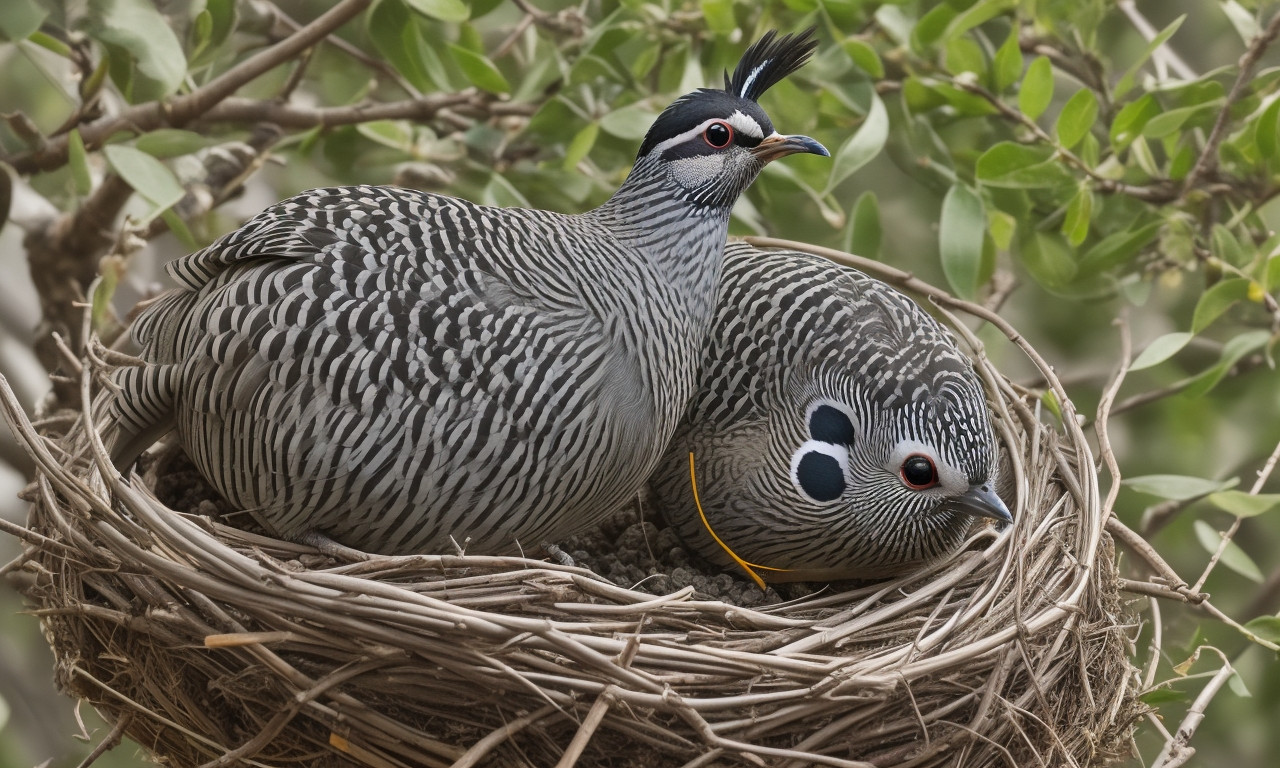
[{"xmin": 688, "ymin": 452, "xmax": 792, "ymax": 590}]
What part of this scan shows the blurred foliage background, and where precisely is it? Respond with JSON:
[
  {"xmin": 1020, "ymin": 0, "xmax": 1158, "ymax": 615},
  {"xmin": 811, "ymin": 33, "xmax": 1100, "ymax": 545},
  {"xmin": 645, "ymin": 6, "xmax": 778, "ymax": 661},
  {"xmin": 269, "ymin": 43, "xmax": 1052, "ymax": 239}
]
[{"xmin": 1, "ymin": 0, "xmax": 1279, "ymax": 765}]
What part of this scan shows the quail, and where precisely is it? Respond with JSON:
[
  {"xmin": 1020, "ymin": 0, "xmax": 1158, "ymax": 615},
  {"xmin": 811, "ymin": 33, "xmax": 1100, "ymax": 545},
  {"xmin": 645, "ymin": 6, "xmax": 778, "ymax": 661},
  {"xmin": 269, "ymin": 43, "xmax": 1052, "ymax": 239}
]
[
  {"xmin": 108, "ymin": 31, "xmax": 829, "ymax": 556},
  {"xmin": 649, "ymin": 243, "xmax": 1011, "ymax": 584}
]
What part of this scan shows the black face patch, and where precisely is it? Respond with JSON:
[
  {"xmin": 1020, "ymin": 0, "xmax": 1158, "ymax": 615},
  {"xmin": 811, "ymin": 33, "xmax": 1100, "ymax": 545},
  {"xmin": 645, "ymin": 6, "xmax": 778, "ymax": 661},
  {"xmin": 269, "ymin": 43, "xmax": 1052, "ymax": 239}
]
[
  {"xmin": 638, "ymin": 90, "xmax": 772, "ymax": 158},
  {"xmin": 809, "ymin": 404, "xmax": 855, "ymax": 445},
  {"xmin": 795, "ymin": 450, "xmax": 845, "ymax": 502}
]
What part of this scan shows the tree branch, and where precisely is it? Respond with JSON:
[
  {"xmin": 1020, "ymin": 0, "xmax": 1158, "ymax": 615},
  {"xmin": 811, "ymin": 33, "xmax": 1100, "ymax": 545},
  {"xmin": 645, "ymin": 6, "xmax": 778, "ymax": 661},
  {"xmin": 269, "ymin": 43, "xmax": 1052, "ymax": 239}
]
[
  {"xmin": 196, "ymin": 92, "xmax": 533, "ymax": 131},
  {"xmin": 2, "ymin": 0, "xmax": 372, "ymax": 175},
  {"xmin": 1180, "ymin": 9, "xmax": 1280, "ymax": 197}
]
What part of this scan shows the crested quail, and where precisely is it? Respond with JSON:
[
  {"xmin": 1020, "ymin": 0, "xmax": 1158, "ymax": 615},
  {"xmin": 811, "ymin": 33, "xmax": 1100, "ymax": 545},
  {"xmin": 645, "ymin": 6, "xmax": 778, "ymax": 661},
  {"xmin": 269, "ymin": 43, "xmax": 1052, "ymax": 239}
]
[
  {"xmin": 650, "ymin": 243, "xmax": 1011, "ymax": 584},
  {"xmin": 109, "ymin": 31, "xmax": 829, "ymax": 556}
]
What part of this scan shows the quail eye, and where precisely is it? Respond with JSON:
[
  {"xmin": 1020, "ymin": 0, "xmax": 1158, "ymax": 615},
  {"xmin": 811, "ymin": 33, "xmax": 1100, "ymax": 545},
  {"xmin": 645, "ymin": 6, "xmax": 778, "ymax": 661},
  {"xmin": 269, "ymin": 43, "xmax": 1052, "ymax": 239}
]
[
  {"xmin": 704, "ymin": 121, "xmax": 734, "ymax": 149},
  {"xmin": 901, "ymin": 455, "xmax": 938, "ymax": 490}
]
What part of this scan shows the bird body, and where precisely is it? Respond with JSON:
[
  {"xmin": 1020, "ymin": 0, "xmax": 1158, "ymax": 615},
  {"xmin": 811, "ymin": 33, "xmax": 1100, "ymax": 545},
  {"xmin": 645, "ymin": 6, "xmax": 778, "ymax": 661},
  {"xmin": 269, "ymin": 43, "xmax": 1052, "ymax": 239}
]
[
  {"xmin": 650, "ymin": 243, "xmax": 1010, "ymax": 582},
  {"xmin": 110, "ymin": 32, "xmax": 828, "ymax": 555}
]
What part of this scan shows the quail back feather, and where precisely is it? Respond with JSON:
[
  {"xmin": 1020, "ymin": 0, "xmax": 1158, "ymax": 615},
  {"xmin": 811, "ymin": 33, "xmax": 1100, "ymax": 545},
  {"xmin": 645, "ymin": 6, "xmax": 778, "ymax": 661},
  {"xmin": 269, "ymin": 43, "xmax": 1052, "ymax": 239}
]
[
  {"xmin": 650, "ymin": 243, "xmax": 1011, "ymax": 583},
  {"xmin": 108, "ymin": 31, "xmax": 829, "ymax": 556}
]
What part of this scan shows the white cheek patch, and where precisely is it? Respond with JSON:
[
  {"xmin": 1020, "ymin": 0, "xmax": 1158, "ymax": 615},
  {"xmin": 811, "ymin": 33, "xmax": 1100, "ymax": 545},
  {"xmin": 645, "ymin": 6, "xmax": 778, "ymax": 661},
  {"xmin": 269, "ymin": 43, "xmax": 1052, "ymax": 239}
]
[
  {"xmin": 668, "ymin": 153, "xmax": 727, "ymax": 190},
  {"xmin": 727, "ymin": 110, "xmax": 764, "ymax": 139},
  {"xmin": 790, "ymin": 440, "xmax": 850, "ymax": 503}
]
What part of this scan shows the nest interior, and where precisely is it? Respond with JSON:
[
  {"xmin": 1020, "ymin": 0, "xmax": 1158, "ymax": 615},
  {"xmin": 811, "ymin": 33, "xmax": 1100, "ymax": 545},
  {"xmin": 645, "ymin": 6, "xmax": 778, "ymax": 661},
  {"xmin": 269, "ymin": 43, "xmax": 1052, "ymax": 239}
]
[{"xmin": 1, "ymin": 246, "xmax": 1142, "ymax": 768}]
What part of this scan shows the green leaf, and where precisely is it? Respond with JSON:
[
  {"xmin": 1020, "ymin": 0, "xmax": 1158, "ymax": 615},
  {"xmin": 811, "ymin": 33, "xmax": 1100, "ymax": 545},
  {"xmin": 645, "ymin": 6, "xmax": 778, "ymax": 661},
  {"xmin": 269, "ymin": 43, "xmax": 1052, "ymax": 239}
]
[
  {"xmin": 1244, "ymin": 616, "xmax": 1280, "ymax": 644},
  {"xmin": 135, "ymin": 129, "xmax": 216, "ymax": 158},
  {"xmin": 1229, "ymin": 672, "xmax": 1252, "ymax": 698},
  {"xmin": 90, "ymin": 261, "xmax": 121, "ymax": 332},
  {"xmin": 1256, "ymin": 97, "xmax": 1280, "ymax": 159},
  {"xmin": 1123, "ymin": 474, "xmax": 1237, "ymax": 501},
  {"xmin": 1111, "ymin": 95, "xmax": 1162, "ymax": 150},
  {"xmin": 911, "ymin": 3, "xmax": 957, "ymax": 51},
  {"xmin": 448, "ymin": 44, "xmax": 510, "ymax": 94},
  {"xmin": 847, "ymin": 191, "xmax": 882, "ymax": 260},
  {"xmin": 103, "ymin": 144, "xmax": 185, "ymax": 215},
  {"xmin": 701, "ymin": 0, "xmax": 736, "ymax": 35},
  {"xmin": 1139, "ymin": 687, "xmax": 1189, "ymax": 705},
  {"xmin": 823, "ymin": 93, "xmax": 888, "ymax": 195},
  {"xmin": 1130, "ymin": 332, "xmax": 1193, "ymax": 370},
  {"xmin": 1018, "ymin": 56, "xmax": 1054, "ymax": 121},
  {"xmin": 944, "ymin": 37, "xmax": 986, "ymax": 78},
  {"xmin": 1062, "ymin": 186, "xmax": 1092, "ymax": 246},
  {"xmin": 403, "ymin": 0, "xmax": 469, "ymax": 22},
  {"xmin": 939, "ymin": 183, "xmax": 987, "ymax": 300},
  {"xmin": 1194, "ymin": 519, "xmax": 1264, "ymax": 583},
  {"xmin": 943, "ymin": 0, "xmax": 1016, "ymax": 42},
  {"xmin": 87, "ymin": 0, "xmax": 187, "ymax": 101},
  {"xmin": 842, "ymin": 38, "xmax": 883, "ymax": 79},
  {"xmin": 0, "ymin": 0, "xmax": 47, "ymax": 41},
  {"xmin": 1021, "ymin": 230, "xmax": 1076, "ymax": 289},
  {"xmin": 356, "ymin": 120, "xmax": 413, "ymax": 152},
  {"xmin": 1212, "ymin": 222, "xmax": 1247, "ymax": 266},
  {"xmin": 1142, "ymin": 105, "xmax": 1213, "ymax": 139},
  {"xmin": 1191, "ymin": 278, "xmax": 1252, "ymax": 333},
  {"xmin": 1056, "ymin": 89, "xmax": 1098, "ymax": 150},
  {"xmin": 1115, "ymin": 15, "xmax": 1187, "ymax": 98},
  {"xmin": 600, "ymin": 104, "xmax": 660, "ymax": 142},
  {"xmin": 1077, "ymin": 220, "xmax": 1162, "ymax": 275},
  {"xmin": 988, "ymin": 208, "xmax": 1016, "ymax": 251},
  {"xmin": 1208, "ymin": 491, "xmax": 1280, "ymax": 518},
  {"xmin": 993, "ymin": 27, "xmax": 1022, "ymax": 93},
  {"xmin": 1182, "ymin": 330, "xmax": 1272, "ymax": 398},
  {"xmin": 1221, "ymin": 0, "xmax": 1262, "ymax": 44},
  {"xmin": 563, "ymin": 121, "xmax": 599, "ymax": 171},
  {"xmin": 161, "ymin": 207, "xmax": 200, "ymax": 252},
  {"xmin": 68, "ymin": 130, "xmax": 92, "ymax": 196},
  {"xmin": 975, "ymin": 142, "xmax": 1074, "ymax": 189},
  {"xmin": 367, "ymin": 1, "xmax": 439, "ymax": 92}
]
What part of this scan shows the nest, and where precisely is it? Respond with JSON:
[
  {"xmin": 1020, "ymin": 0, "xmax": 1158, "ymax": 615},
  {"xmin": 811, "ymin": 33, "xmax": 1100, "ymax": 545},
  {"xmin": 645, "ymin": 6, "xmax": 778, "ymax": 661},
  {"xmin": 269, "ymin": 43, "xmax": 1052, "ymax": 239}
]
[{"xmin": 1, "ymin": 241, "xmax": 1140, "ymax": 768}]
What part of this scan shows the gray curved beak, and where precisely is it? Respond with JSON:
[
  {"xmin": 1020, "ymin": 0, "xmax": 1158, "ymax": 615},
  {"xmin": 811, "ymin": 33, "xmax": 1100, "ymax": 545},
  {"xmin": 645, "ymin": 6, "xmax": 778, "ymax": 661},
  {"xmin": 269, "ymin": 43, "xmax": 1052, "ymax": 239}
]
[
  {"xmin": 751, "ymin": 133, "xmax": 830, "ymax": 162},
  {"xmin": 951, "ymin": 483, "xmax": 1013, "ymax": 525}
]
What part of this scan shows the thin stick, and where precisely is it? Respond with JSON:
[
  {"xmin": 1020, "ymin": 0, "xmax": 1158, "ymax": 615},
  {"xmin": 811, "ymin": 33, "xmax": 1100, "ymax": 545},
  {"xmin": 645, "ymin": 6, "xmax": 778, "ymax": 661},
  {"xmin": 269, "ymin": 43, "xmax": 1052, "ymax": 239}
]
[
  {"xmin": 1151, "ymin": 650, "xmax": 1237, "ymax": 768},
  {"xmin": 1190, "ymin": 436, "xmax": 1280, "ymax": 592},
  {"xmin": 74, "ymin": 712, "xmax": 135, "ymax": 768},
  {"xmin": 1181, "ymin": 10, "xmax": 1280, "ymax": 196}
]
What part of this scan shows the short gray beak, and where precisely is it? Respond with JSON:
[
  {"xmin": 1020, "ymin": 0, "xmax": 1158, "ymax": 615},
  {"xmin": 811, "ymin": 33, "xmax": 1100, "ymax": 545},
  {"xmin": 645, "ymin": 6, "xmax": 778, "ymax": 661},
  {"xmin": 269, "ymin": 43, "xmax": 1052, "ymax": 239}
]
[
  {"xmin": 951, "ymin": 483, "xmax": 1013, "ymax": 525},
  {"xmin": 751, "ymin": 133, "xmax": 830, "ymax": 162}
]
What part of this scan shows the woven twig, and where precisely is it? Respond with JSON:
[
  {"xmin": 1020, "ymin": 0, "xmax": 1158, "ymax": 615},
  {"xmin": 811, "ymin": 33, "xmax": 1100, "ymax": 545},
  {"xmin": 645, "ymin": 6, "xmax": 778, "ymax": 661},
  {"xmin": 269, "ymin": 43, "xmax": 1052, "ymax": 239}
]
[{"xmin": 0, "ymin": 241, "xmax": 1139, "ymax": 768}]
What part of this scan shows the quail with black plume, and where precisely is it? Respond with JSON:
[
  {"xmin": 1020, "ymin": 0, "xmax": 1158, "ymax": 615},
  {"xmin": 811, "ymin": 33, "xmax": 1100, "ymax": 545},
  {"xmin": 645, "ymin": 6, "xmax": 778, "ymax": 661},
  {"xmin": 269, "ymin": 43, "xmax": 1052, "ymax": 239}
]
[
  {"xmin": 109, "ymin": 31, "xmax": 829, "ymax": 556},
  {"xmin": 650, "ymin": 244, "xmax": 1011, "ymax": 585}
]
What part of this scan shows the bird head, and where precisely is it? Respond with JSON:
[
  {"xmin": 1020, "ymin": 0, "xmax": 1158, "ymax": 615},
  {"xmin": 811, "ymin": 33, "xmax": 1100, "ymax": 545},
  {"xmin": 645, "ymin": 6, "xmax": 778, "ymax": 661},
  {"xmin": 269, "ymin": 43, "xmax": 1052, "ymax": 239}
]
[
  {"xmin": 632, "ymin": 29, "xmax": 829, "ymax": 207},
  {"xmin": 658, "ymin": 250, "xmax": 1011, "ymax": 583},
  {"xmin": 771, "ymin": 291, "xmax": 1011, "ymax": 577}
]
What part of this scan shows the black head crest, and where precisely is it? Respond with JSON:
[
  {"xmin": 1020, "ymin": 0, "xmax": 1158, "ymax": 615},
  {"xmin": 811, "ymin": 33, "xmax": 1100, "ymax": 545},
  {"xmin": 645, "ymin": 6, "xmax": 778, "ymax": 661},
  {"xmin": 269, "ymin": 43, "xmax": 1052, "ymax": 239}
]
[{"xmin": 724, "ymin": 28, "xmax": 819, "ymax": 102}]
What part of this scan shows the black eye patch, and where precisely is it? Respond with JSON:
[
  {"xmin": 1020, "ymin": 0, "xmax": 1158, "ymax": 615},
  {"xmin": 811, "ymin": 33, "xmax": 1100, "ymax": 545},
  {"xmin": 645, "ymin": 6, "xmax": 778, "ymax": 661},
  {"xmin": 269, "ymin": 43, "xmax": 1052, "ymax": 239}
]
[
  {"xmin": 795, "ymin": 450, "xmax": 845, "ymax": 502},
  {"xmin": 809, "ymin": 404, "xmax": 855, "ymax": 445}
]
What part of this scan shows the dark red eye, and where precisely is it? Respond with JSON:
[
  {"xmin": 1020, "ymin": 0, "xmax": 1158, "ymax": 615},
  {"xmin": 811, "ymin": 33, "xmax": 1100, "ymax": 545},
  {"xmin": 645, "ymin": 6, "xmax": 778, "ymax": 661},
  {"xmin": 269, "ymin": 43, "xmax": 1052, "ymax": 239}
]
[
  {"xmin": 901, "ymin": 455, "xmax": 938, "ymax": 490},
  {"xmin": 704, "ymin": 121, "xmax": 733, "ymax": 148}
]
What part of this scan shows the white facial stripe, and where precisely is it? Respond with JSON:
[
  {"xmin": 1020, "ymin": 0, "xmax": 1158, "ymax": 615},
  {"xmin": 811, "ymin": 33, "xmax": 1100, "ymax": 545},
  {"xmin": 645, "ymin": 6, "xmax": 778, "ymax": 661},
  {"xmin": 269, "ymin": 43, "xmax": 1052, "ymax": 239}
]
[
  {"xmin": 739, "ymin": 61, "xmax": 769, "ymax": 98},
  {"xmin": 649, "ymin": 117, "xmax": 743, "ymax": 156},
  {"xmin": 727, "ymin": 110, "xmax": 764, "ymax": 139}
]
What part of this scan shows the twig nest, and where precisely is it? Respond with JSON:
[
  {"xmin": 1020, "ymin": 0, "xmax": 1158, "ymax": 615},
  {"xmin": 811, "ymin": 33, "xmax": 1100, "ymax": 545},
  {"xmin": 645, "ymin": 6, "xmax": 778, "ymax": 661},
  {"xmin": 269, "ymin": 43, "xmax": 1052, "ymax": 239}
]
[{"xmin": 2, "ymin": 245, "xmax": 1139, "ymax": 767}]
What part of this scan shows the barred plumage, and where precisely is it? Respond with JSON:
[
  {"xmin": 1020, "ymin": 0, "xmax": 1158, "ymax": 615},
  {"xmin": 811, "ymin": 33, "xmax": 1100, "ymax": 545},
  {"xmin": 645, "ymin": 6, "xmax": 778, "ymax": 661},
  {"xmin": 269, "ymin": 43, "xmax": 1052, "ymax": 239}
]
[
  {"xmin": 650, "ymin": 243, "xmax": 1010, "ymax": 582},
  {"xmin": 109, "ymin": 31, "xmax": 828, "ymax": 556}
]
